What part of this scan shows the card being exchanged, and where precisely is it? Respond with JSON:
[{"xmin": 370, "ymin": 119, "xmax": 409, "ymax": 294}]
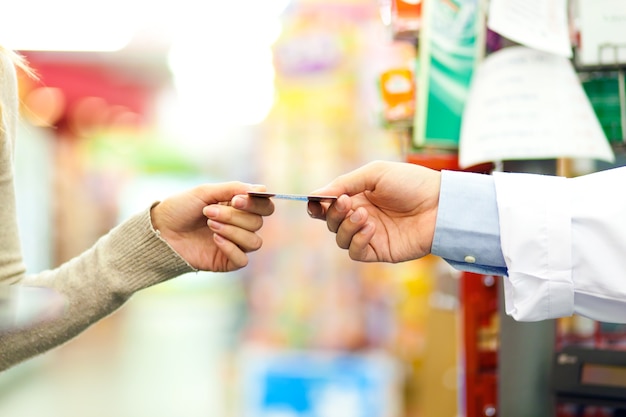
[{"xmin": 248, "ymin": 191, "xmax": 337, "ymax": 202}]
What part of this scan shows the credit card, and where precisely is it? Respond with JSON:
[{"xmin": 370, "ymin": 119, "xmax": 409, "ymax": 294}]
[{"xmin": 248, "ymin": 191, "xmax": 337, "ymax": 202}]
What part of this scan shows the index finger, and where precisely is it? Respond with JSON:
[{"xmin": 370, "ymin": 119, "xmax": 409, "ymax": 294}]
[
  {"xmin": 307, "ymin": 194, "xmax": 349, "ymax": 220},
  {"xmin": 232, "ymin": 194, "xmax": 275, "ymax": 216},
  {"xmin": 307, "ymin": 200, "xmax": 327, "ymax": 220}
]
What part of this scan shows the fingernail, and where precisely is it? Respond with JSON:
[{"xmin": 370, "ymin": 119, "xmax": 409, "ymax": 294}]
[
  {"xmin": 204, "ymin": 206, "xmax": 218, "ymax": 218},
  {"xmin": 350, "ymin": 209, "xmax": 362, "ymax": 223},
  {"xmin": 360, "ymin": 222, "xmax": 373, "ymax": 234},
  {"xmin": 232, "ymin": 196, "xmax": 245, "ymax": 209},
  {"xmin": 336, "ymin": 196, "xmax": 347, "ymax": 211},
  {"xmin": 208, "ymin": 220, "xmax": 223, "ymax": 230}
]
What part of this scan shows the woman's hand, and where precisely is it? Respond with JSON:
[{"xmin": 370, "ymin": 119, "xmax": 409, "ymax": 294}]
[{"xmin": 151, "ymin": 182, "xmax": 274, "ymax": 272}]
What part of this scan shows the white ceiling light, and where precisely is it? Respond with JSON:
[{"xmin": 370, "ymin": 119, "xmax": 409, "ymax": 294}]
[{"xmin": 1, "ymin": 0, "xmax": 139, "ymax": 51}]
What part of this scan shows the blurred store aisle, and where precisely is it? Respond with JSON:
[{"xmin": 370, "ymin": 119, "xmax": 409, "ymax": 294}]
[{"xmin": 0, "ymin": 274, "xmax": 243, "ymax": 417}]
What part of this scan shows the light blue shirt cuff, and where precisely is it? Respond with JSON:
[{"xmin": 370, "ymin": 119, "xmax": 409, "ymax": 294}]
[{"xmin": 431, "ymin": 170, "xmax": 507, "ymax": 276}]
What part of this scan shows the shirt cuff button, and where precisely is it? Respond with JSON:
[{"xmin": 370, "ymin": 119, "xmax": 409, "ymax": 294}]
[{"xmin": 464, "ymin": 255, "xmax": 476, "ymax": 264}]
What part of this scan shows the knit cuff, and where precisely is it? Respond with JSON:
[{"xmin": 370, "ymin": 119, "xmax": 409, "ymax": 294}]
[{"xmin": 104, "ymin": 204, "xmax": 195, "ymax": 295}]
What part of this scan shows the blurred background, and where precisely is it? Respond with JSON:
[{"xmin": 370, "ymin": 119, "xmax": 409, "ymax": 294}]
[
  {"xmin": 4, "ymin": 0, "xmax": 626, "ymax": 416},
  {"xmin": 0, "ymin": 1, "xmax": 448, "ymax": 416}
]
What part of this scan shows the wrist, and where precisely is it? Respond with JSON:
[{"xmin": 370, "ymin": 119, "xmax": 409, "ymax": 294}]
[
  {"xmin": 425, "ymin": 174, "xmax": 441, "ymax": 255},
  {"xmin": 150, "ymin": 201, "xmax": 176, "ymax": 244}
]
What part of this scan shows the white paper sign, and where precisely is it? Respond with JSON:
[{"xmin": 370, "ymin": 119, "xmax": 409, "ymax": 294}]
[
  {"xmin": 459, "ymin": 46, "xmax": 615, "ymax": 168},
  {"xmin": 488, "ymin": 0, "xmax": 572, "ymax": 58},
  {"xmin": 578, "ymin": 0, "xmax": 626, "ymax": 66}
]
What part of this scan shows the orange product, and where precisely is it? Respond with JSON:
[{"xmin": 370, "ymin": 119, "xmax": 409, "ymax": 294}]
[
  {"xmin": 391, "ymin": 0, "xmax": 422, "ymax": 38},
  {"xmin": 379, "ymin": 67, "xmax": 415, "ymax": 123}
]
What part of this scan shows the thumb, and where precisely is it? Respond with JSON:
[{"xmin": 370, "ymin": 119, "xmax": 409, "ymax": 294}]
[
  {"xmin": 196, "ymin": 182, "xmax": 266, "ymax": 204},
  {"xmin": 310, "ymin": 163, "xmax": 381, "ymax": 197}
]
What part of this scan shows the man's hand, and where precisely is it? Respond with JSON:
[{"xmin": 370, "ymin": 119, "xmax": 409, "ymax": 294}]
[{"xmin": 308, "ymin": 161, "xmax": 441, "ymax": 263}]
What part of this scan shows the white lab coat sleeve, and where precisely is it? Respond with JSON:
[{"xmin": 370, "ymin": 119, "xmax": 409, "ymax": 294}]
[{"xmin": 494, "ymin": 167, "xmax": 626, "ymax": 323}]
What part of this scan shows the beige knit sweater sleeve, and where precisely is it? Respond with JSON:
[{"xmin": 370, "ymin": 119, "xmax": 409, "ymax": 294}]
[{"xmin": 0, "ymin": 50, "xmax": 194, "ymax": 370}]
